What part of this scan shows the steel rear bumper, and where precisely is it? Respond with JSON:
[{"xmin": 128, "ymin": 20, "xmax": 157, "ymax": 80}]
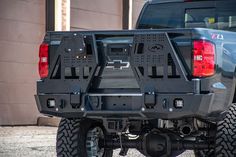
[{"xmin": 35, "ymin": 92, "xmax": 225, "ymax": 121}]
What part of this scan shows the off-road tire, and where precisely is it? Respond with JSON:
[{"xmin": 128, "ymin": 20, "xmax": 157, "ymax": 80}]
[
  {"xmin": 215, "ymin": 103, "xmax": 236, "ymax": 157},
  {"xmin": 56, "ymin": 118, "xmax": 113, "ymax": 157}
]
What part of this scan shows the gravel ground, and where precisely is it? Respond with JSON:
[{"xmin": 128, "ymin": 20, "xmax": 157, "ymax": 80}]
[{"xmin": 0, "ymin": 126, "xmax": 194, "ymax": 157}]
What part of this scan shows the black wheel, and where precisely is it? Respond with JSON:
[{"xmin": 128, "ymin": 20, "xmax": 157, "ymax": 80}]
[
  {"xmin": 215, "ymin": 103, "xmax": 236, "ymax": 157},
  {"xmin": 56, "ymin": 118, "xmax": 113, "ymax": 157},
  {"xmin": 194, "ymin": 104, "xmax": 236, "ymax": 157}
]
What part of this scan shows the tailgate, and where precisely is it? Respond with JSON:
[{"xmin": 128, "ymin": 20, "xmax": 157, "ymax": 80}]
[{"xmin": 39, "ymin": 30, "xmax": 195, "ymax": 94}]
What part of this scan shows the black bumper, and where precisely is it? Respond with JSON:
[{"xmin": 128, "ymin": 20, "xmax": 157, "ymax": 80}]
[{"xmin": 35, "ymin": 92, "xmax": 226, "ymax": 121}]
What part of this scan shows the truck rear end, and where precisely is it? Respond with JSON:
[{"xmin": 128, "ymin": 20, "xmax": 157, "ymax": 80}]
[
  {"xmin": 35, "ymin": 28, "xmax": 235, "ymax": 156},
  {"xmin": 35, "ymin": 0, "xmax": 236, "ymax": 157},
  {"xmin": 36, "ymin": 28, "xmax": 234, "ymax": 120}
]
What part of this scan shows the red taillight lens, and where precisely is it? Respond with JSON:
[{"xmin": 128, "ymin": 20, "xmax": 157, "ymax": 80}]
[
  {"xmin": 192, "ymin": 40, "xmax": 215, "ymax": 77},
  {"xmin": 39, "ymin": 43, "xmax": 49, "ymax": 79}
]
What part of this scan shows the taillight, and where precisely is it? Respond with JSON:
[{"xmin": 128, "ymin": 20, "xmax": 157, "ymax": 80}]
[
  {"xmin": 192, "ymin": 40, "xmax": 215, "ymax": 77},
  {"xmin": 39, "ymin": 43, "xmax": 49, "ymax": 79}
]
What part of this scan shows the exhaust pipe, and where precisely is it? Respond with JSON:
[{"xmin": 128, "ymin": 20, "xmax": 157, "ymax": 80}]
[{"xmin": 179, "ymin": 124, "xmax": 193, "ymax": 136}]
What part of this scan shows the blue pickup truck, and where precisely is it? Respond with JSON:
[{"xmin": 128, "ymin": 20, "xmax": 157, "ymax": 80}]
[{"xmin": 35, "ymin": 0, "xmax": 236, "ymax": 156}]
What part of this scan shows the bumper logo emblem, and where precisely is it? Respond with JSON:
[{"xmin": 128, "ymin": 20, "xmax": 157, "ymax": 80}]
[
  {"xmin": 148, "ymin": 44, "xmax": 163, "ymax": 53},
  {"xmin": 106, "ymin": 60, "xmax": 130, "ymax": 70}
]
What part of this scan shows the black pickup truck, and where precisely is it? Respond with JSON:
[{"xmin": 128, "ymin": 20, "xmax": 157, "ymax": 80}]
[{"xmin": 35, "ymin": 0, "xmax": 236, "ymax": 157}]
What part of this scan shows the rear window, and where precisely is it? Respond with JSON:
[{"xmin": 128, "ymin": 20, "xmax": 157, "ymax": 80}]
[
  {"xmin": 185, "ymin": 8, "xmax": 216, "ymax": 29},
  {"xmin": 138, "ymin": 3, "xmax": 184, "ymax": 29},
  {"xmin": 138, "ymin": 1, "xmax": 236, "ymax": 32},
  {"xmin": 185, "ymin": 8, "xmax": 236, "ymax": 32}
]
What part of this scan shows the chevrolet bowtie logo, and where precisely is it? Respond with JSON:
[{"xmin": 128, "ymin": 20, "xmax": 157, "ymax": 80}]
[{"xmin": 106, "ymin": 60, "xmax": 130, "ymax": 70}]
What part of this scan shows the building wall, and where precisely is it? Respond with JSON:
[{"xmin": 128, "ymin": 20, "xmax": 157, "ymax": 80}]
[
  {"xmin": 70, "ymin": 0, "xmax": 123, "ymax": 31},
  {"xmin": 0, "ymin": 0, "xmax": 45, "ymax": 125}
]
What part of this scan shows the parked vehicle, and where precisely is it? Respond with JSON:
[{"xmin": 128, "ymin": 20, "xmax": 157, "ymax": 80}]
[{"xmin": 35, "ymin": 0, "xmax": 236, "ymax": 156}]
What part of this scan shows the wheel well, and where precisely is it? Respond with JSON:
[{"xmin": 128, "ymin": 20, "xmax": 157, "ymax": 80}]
[
  {"xmin": 233, "ymin": 85, "xmax": 236, "ymax": 103},
  {"xmin": 233, "ymin": 91, "xmax": 236, "ymax": 103},
  {"xmin": 233, "ymin": 68, "xmax": 236, "ymax": 103}
]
